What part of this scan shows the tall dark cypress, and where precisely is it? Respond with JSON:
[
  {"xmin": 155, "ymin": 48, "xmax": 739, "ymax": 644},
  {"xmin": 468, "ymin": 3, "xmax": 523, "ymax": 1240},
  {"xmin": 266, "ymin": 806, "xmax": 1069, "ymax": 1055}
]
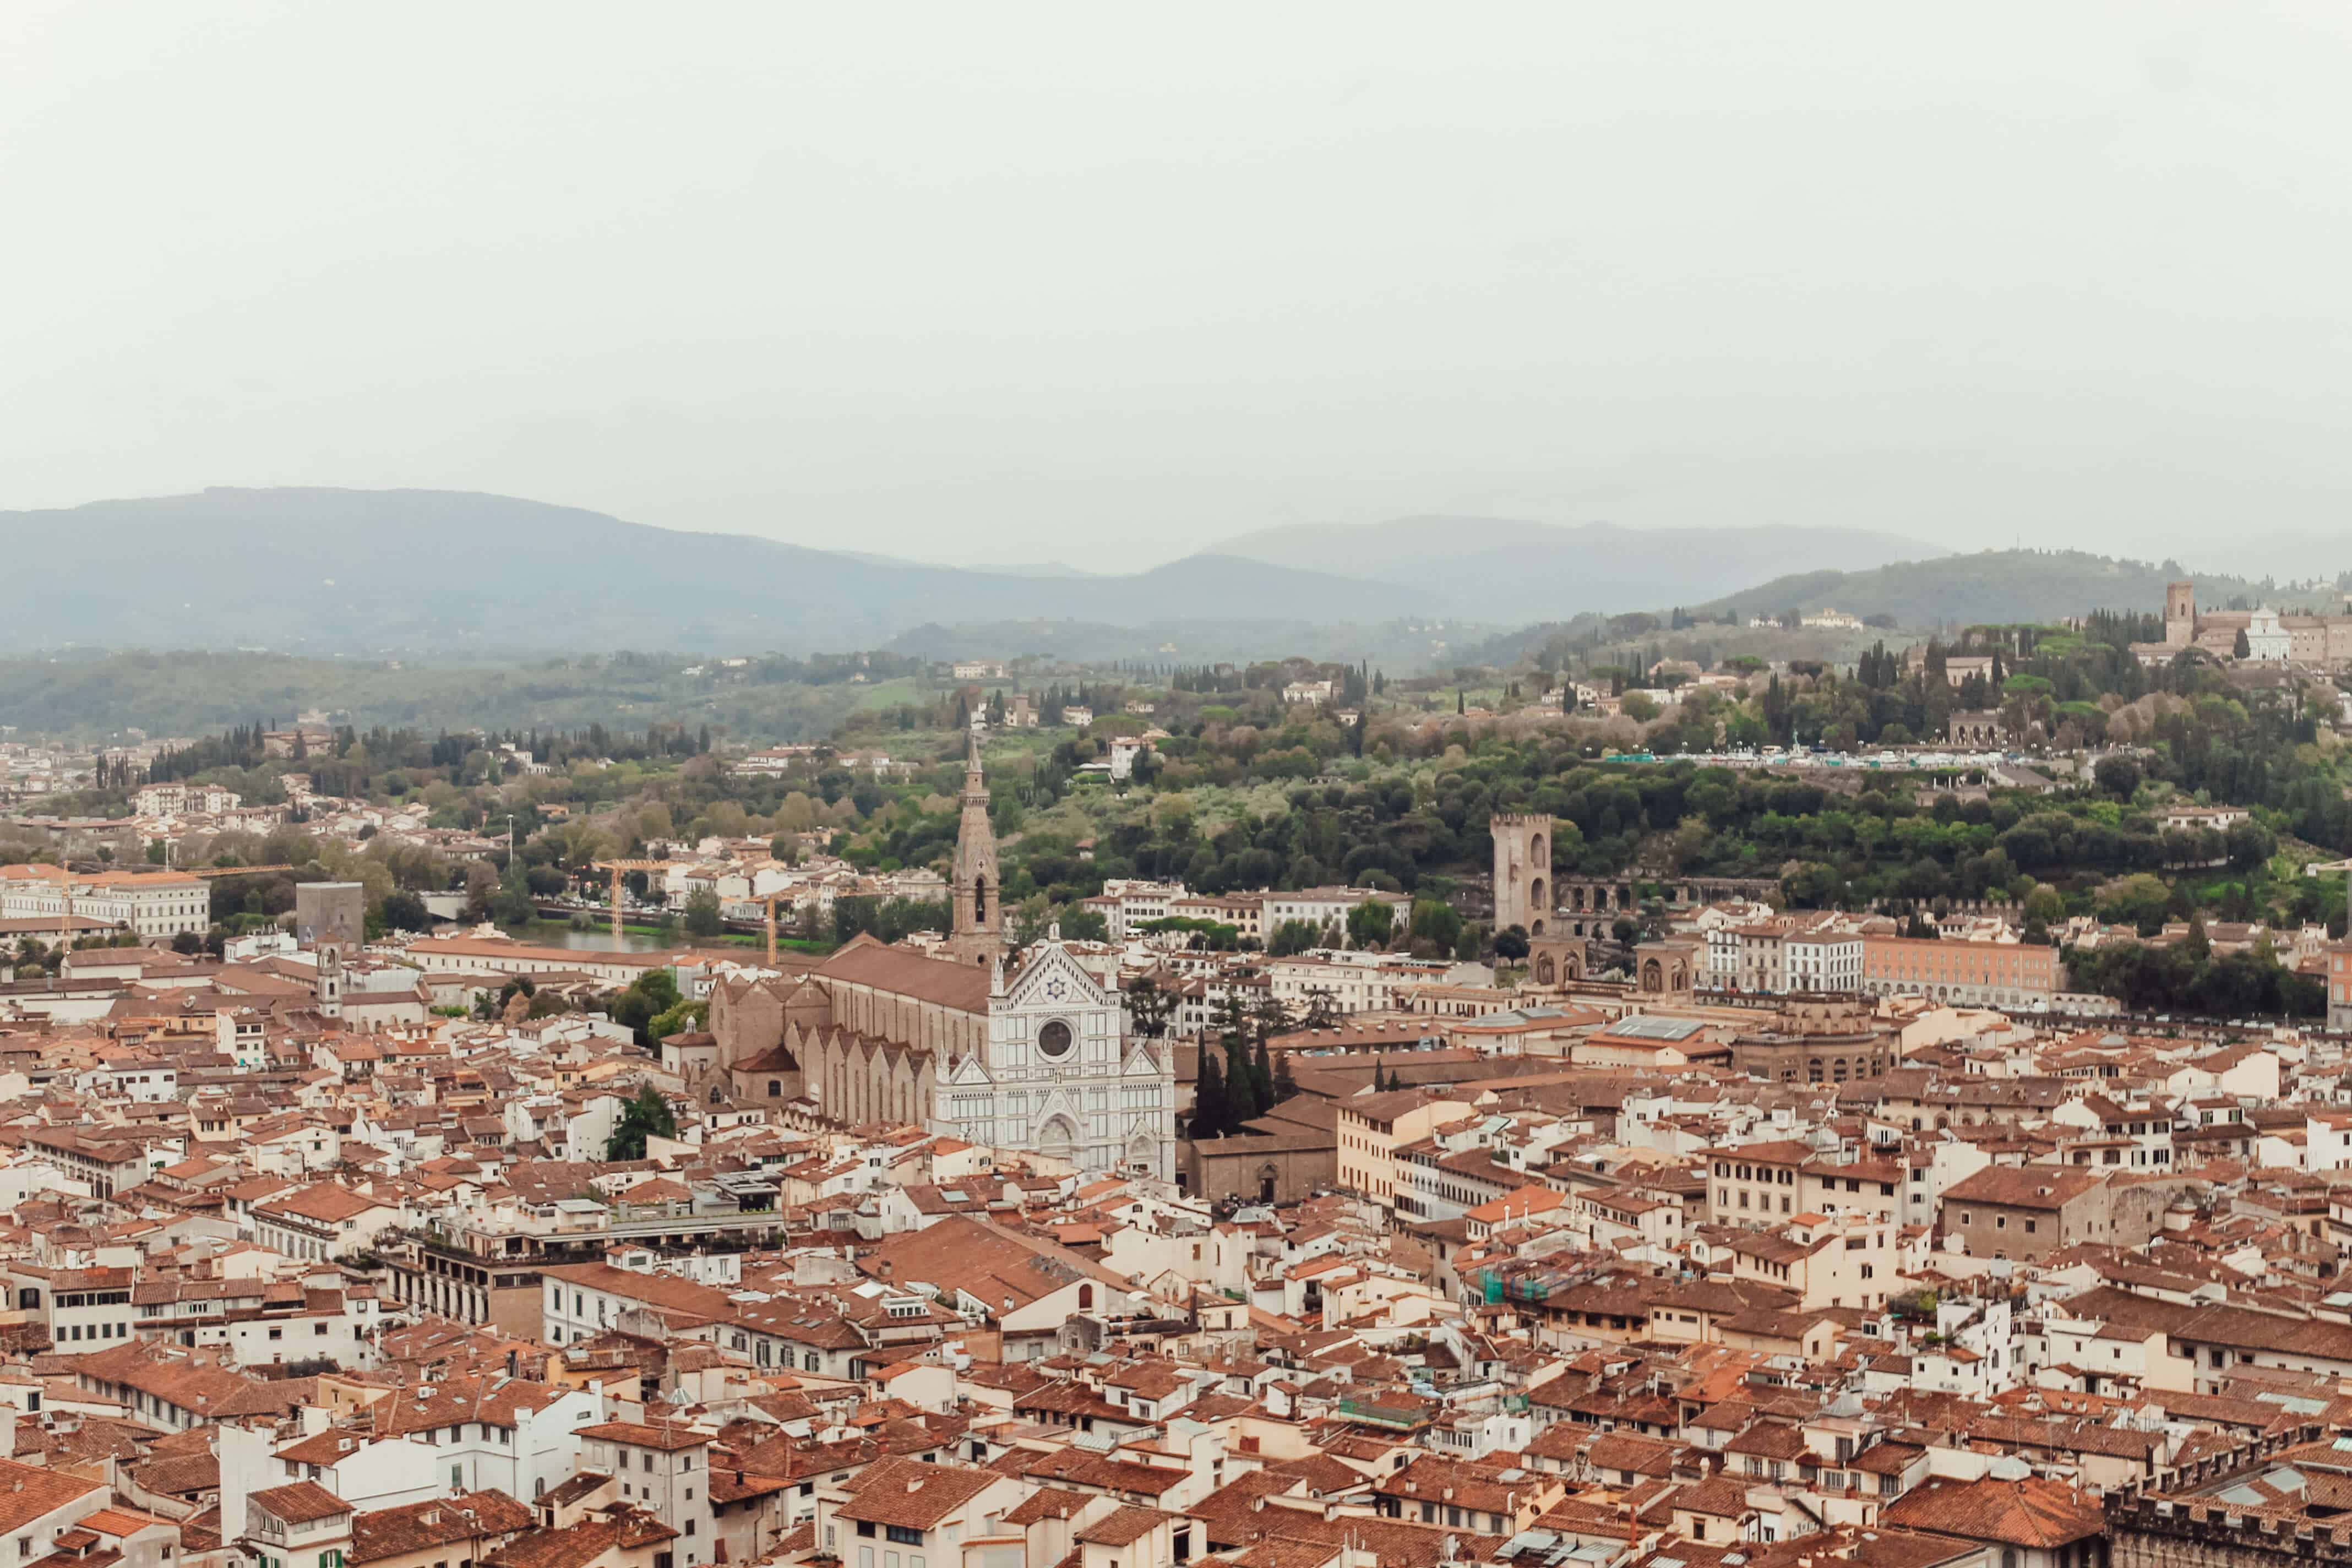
[
  {"xmin": 1224, "ymin": 1034, "xmax": 1261, "ymax": 1127},
  {"xmin": 1195, "ymin": 1050, "xmax": 1228, "ymax": 1139}
]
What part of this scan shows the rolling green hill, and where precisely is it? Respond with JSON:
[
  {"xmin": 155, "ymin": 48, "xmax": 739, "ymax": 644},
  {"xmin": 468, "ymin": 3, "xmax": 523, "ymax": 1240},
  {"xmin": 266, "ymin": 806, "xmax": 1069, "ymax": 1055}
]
[{"xmin": 1693, "ymin": 549, "xmax": 2277, "ymax": 628}]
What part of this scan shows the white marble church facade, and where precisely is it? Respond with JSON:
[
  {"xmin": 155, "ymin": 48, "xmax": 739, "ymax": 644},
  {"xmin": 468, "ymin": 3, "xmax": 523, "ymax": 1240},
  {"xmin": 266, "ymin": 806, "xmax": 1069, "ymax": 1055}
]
[
  {"xmin": 713, "ymin": 740, "xmax": 1175, "ymax": 1183},
  {"xmin": 938, "ymin": 936, "xmax": 1174, "ymax": 1180}
]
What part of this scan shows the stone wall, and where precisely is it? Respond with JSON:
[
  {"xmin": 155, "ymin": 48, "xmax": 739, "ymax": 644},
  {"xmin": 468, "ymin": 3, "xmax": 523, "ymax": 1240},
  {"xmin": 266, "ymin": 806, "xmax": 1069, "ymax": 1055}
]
[{"xmin": 1179, "ymin": 1135, "xmax": 1335, "ymax": 1206}]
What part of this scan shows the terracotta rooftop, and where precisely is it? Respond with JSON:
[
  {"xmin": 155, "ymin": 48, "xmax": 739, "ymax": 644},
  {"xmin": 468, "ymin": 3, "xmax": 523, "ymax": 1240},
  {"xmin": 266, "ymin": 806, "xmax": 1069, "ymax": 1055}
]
[
  {"xmin": 1880, "ymin": 1475, "xmax": 2104, "ymax": 1548},
  {"xmin": 248, "ymin": 1482, "xmax": 353, "ymax": 1527}
]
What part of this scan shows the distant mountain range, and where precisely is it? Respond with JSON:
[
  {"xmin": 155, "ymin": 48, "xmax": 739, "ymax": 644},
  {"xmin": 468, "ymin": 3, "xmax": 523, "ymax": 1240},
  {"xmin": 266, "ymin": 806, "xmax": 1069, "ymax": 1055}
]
[
  {"xmin": 2, "ymin": 488, "xmax": 2325, "ymax": 663},
  {"xmin": 1210, "ymin": 516, "xmax": 1942, "ymax": 624},
  {"xmin": 0, "ymin": 488, "xmax": 1417, "ymax": 656}
]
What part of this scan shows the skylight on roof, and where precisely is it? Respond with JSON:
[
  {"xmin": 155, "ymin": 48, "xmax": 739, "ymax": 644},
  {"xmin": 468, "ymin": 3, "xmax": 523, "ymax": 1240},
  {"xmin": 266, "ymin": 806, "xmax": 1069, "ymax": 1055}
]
[{"xmin": 1608, "ymin": 1016, "xmax": 1705, "ymax": 1041}]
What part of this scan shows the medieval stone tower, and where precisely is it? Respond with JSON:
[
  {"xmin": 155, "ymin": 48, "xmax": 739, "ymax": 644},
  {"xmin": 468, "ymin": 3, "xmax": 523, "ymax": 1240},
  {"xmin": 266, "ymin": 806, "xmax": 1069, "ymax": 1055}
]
[
  {"xmin": 2165, "ymin": 580, "xmax": 2197, "ymax": 647},
  {"xmin": 1491, "ymin": 813, "xmax": 1553, "ymax": 937},
  {"xmin": 946, "ymin": 735, "xmax": 1005, "ymax": 966}
]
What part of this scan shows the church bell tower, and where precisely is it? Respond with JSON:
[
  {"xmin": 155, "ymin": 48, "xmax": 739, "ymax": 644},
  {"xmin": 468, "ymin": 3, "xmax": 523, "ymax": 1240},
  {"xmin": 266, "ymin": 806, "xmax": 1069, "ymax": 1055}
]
[
  {"xmin": 947, "ymin": 735, "xmax": 1004, "ymax": 966},
  {"xmin": 2165, "ymin": 579, "xmax": 2197, "ymax": 648}
]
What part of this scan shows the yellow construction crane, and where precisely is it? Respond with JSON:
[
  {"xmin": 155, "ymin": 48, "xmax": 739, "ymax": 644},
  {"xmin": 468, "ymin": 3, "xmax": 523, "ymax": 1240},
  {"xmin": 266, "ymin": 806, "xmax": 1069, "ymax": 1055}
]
[{"xmin": 591, "ymin": 859, "xmax": 669, "ymax": 944}]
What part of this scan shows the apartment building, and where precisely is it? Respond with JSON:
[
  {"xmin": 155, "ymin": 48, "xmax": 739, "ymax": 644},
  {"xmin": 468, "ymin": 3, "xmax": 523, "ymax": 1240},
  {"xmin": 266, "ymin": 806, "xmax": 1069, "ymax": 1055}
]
[
  {"xmin": 1706, "ymin": 1139, "xmax": 1814, "ymax": 1229},
  {"xmin": 130, "ymin": 782, "xmax": 242, "ymax": 816},
  {"xmin": 1717, "ymin": 1211, "xmax": 1897, "ymax": 1311},
  {"xmin": 1861, "ymin": 935, "xmax": 2057, "ymax": 1009},
  {"xmin": 1260, "ymin": 886, "xmax": 1408, "ymax": 940},
  {"xmin": 1080, "ymin": 879, "xmax": 1188, "ymax": 940},
  {"xmin": 1168, "ymin": 893, "xmax": 1262, "ymax": 945},
  {"xmin": 0, "ymin": 867, "xmax": 210, "ymax": 939},
  {"xmin": 1785, "ymin": 927, "xmax": 1864, "ymax": 992},
  {"xmin": 1267, "ymin": 954, "xmax": 1467, "ymax": 1015},
  {"xmin": 575, "ymin": 1422, "xmax": 715, "ymax": 1566},
  {"xmin": 1337, "ymin": 1091, "xmax": 1475, "ymax": 1208},
  {"xmin": 1707, "ymin": 913, "xmax": 1863, "ymax": 996}
]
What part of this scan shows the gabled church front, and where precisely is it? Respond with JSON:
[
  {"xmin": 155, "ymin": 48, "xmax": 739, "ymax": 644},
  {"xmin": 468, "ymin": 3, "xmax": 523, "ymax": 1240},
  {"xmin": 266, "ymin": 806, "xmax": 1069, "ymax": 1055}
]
[{"xmin": 707, "ymin": 741, "xmax": 1174, "ymax": 1180}]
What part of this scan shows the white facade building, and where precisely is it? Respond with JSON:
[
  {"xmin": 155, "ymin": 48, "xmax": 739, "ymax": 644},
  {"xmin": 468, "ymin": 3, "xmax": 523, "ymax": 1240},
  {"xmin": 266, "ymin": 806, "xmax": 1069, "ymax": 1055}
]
[
  {"xmin": 132, "ymin": 782, "xmax": 242, "ymax": 815},
  {"xmin": 2245, "ymin": 607, "xmax": 2292, "ymax": 662},
  {"xmin": 0, "ymin": 869, "xmax": 209, "ymax": 938},
  {"xmin": 1086, "ymin": 879, "xmax": 1187, "ymax": 940},
  {"xmin": 939, "ymin": 940, "xmax": 1175, "ymax": 1180},
  {"xmin": 1261, "ymin": 887, "xmax": 1408, "ymax": 941},
  {"xmin": 1784, "ymin": 930, "xmax": 1864, "ymax": 993}
]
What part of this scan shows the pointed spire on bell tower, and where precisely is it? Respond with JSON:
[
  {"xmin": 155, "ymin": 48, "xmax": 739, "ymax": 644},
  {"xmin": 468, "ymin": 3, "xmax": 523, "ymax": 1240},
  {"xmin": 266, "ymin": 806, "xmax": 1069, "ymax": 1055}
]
[{"xmin": 949, "ymin": 734, "xmax": 1004, "ymax": 968}]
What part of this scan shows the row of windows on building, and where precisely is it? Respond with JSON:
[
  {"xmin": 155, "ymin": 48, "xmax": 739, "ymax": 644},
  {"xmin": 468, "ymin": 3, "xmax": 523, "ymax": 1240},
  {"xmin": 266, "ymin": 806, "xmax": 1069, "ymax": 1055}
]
[
  {"xmin": 57, "ymin": 1320, "xmax": 131, "ymax": 1342},
  {"xmin": 1403, "ymin": 1175, "xmax": 1512, "ymax": 1211},
  {"xmin": 1707, "ymin": 1167, "xmax": 1901, "ymax": 1200},
  {"xmin": 1954, "ymin": 1210, "xmax": 2041, "ymax": 1234},
  {"xmin": 1721, "ymin": 1188, "xmax": 1792, "ymax": 1215},
  {"xmin": 1738, "ymin": 1455, "xmax": 1902, "ymax": 1496}
]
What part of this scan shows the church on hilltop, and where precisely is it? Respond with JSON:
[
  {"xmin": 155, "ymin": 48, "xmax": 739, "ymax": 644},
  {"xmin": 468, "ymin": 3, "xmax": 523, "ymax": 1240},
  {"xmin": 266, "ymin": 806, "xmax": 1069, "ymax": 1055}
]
[
  {"xmin": 705, "ymin": 740, "xmax": 1176, "ymax": 1179},
  {"xmin": 2132, "ymin": 578, "xmax": 2352, "ymax": 667}
]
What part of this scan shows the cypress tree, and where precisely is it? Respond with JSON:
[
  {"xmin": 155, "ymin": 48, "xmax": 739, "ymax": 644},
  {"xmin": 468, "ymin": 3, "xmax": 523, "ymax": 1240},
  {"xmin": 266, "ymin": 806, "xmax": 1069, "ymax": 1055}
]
[
  {"xmin": 1253, "ymin": 1037, "xmax": 1276, "ymax": 1110},
  {"xmin": 1195, "ymin": 1050, "xmax": 1227, "ymax": 1139},
  {"xmin": 1224, "ymin": 1034, "xmax": 1261, "ymax": 1126}
]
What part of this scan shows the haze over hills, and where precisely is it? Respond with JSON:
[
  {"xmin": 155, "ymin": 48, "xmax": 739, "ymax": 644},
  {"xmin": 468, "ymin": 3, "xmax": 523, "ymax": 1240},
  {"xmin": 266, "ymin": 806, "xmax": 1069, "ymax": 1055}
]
[
  {"xmin": 1690, "ymin": 549, "xmax": 2295, "ymax": 629},
  {"xmin": 0, "ymin": 488, "xmax": 1419, "ymax": 657},
  {"xmin": 1211, "ymin": 516, "xmax": 1946, "ymax": 624},
  {"xmin": 1461, "ymin": 548, "xmax": 2317, "ymax": 668},
  {"xmin": 8, "ymin": 488, "xmax": 2334, "ymax": 667}
]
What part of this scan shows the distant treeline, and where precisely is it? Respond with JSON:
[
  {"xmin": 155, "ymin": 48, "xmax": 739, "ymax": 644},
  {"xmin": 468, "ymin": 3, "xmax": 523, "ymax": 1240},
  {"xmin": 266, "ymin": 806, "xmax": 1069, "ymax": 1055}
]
[{"xmin": 145, "ymin": 720, "xmax": 715, "ymax": 788}]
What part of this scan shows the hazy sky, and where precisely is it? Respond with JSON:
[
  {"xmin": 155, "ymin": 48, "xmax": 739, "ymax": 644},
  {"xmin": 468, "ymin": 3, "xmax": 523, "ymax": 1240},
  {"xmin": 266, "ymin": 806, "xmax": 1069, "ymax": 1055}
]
[{"xmin": 8, "ymin": 3, "xmax": 2352, "ymax": 574}]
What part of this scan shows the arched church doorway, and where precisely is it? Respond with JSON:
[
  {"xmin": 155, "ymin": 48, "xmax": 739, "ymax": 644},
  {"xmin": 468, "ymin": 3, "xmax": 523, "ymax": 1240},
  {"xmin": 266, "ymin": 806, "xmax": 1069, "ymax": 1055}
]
[{"xmin": 1038, "ymin": 1114, "xmax": 1079, "ymax": 1165}]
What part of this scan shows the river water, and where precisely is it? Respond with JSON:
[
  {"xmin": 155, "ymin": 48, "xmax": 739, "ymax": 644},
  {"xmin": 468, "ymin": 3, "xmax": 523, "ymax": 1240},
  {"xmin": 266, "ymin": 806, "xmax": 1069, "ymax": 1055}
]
[{"xmin": 514, "ymin": 920, "xmax": 672, "ymax": 953}]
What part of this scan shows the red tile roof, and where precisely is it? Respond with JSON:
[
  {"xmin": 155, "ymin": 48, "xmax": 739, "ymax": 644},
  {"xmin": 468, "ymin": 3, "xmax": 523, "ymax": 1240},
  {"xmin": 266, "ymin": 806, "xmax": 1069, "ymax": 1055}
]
[
  {"xmin": 1880, "ymin": 1476, "xmax": 2104, "ymax": 1548},
  {"xmin": 575, "ymin": 1421, "xmax": 712, "ymax": 1453},
  {"xmin": 247, "ymin": 1482, "xmax": 352, "ymax": 1527},
  {"xmin": 0, "ymin": 1460, "xmax": 103, "ymax": 1537},
  {"xmin": 834, "ymin": 1457, "xmax": 1005, "ymax": 1528}
]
